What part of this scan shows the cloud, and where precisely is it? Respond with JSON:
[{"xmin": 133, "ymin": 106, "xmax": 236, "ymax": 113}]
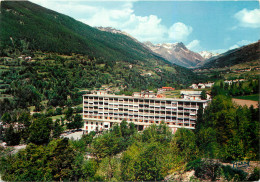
[
  {"xmin": 236, "ymin": 40, "xmax": 253, "ymax": 45},
  {"xmin": 234, "ymin": 8, "xmax": 260, "ymax": 28},
  {"xmin": 187, "ymin": 39, "xmax": 202, "ymax": 52},
  {"xmin": 168, "ymin": 22, "xmax": 193, "ymax": 42},
  {"xmin": 210, "ymin": 49, "xmax": 227, "ymax": 54},
  {"xmin": 229, "ymin": 45, "xmax": 240, "ymax": 50},
  {"xmin": 79, "ymin": 2, "xmax": 134, "ymax": 28},
  {"xmin": 79, "ymin": 5, "xmax": 193, "ymax": 43},
  {"xmin": 79, "ymin": 7, "xmax": 169, "ymax": 43},
  {"xmin": 229, "ymin": 40, "xmax": 253, "ymax": 50},
  {"xmin": 30, "ymin": 0, "xmax": 193, "ymax": 44},
  {"xmin": 123, "ymin": 15, "xmax": 168, "ymax": 42},
  {"xmin": 209, "ymin": 40, "xmax": 253, "ymax": 54}
]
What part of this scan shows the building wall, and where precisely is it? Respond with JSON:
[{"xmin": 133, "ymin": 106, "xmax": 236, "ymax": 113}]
[{"xmin": 82, "ymin": 94, "xmax": 209, "ymax": 133}]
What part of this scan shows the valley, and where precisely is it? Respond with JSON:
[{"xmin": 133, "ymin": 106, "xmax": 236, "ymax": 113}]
[{"xmin": 0, "ymin": 1, "xmax": 259, "ymax": 182}]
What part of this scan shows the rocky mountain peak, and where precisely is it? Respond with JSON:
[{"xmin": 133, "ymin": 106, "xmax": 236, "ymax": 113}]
[
  {"xmin": 144, "ymin": 41, "xmax": 205, "ymax": 68},
  {"xmin": 175, "ymin": 42, "xmax": 187, "ymax": 49}
]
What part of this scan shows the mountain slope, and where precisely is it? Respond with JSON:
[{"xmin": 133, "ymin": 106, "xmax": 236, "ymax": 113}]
[
  {"xmin": 0, "ymin": 0, "xmax": 204, "ymax": 88},
  {"xmin": 144, "ymin": 42, "xmax": 205, "ymax": 68},
  {"xmin": 0, "ymin": 0, "xmax": 162, "ymax": 64},
  {"xmin": 200, "ymin": 41, "xmax": 260, "ymax": 69}
]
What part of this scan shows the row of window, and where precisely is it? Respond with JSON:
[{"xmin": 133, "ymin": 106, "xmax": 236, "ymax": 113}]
[
  {"xmin": 84, "ymin": 108, "xmax": 184, "ymax": 112},
  {"xmin": 84, "ymin": 97, "xmax": 200, "ymax": 106},
  {"xmin": 84, "ymin": 114, "xmax": 196, "ymax": 120},
  {"xmin": 84, "ymin": 102, "xmax": 199, "ymax": 109},
  {"xmin": 84, "ymin": 115, "xmax": 195, "ymax": 127},
  {"xmin": 84, "ymin": 110, "xmax": 196, "ymax": 116}
]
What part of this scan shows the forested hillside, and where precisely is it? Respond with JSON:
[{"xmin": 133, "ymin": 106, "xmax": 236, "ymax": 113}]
[
  {"xmin": 201, "ymin": 41, "xmax": 260, "ymax": 69},
  {"xmin": 0, "ymin": 0, "xmax": 204, "ymax": 116},
  {"xmin": 0, "ymin": 52, "xmax": 201, "ymax": 117},
  {"xmin": 0, "ymin": 1, "xmax": 151, "ymax": 62},
  {"xmin": 1, "ymin": 0, "xmax": 182, "ymax": 68}
]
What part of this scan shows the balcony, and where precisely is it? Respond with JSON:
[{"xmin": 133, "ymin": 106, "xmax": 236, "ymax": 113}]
[
  {"xmin": 184, "ymin": 105, "xmax": 190, "ymax": 107},
  {"xmin": 190, "ymin": 105, "xmax": 198, "ymax": 108}
]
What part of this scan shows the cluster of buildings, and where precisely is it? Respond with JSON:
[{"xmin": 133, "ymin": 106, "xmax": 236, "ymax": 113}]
[
  {"xmin": 18, "ymin": 55, "xmax": 32, "ymax": 61},
  {"xmin": 224, "ymin": 79, "xmax": 246, "ymax": 85},
  {"xmin": 82, "ymin": 90, "xmax": 210, "ymax": 134},
  {"xmin": 189, "ymin": 82, "xmax": 214, "ymax": 89}
]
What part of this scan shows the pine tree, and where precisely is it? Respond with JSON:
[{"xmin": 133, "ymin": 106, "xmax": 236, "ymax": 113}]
[{"xmin": 5, "ymin": 125, "xmax": 21, "ymax": 146}]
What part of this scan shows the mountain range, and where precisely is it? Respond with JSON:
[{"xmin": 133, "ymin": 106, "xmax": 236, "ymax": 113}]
[
  {"xmin": 1, "ymin": 0, "xmax": 258, "ymax": 84},
  {"xmin": 144, "ymin": 42, "xmax": 205, "ymax": 68},
  {"xmin": 95, "ymin": 27, "xmax": 219, "ymax": 68}
]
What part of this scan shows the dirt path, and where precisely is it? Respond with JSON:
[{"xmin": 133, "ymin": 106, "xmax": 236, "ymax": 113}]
[{"xmin": 232, "ymin": 98, "xmax": 259, "ymax": 108}]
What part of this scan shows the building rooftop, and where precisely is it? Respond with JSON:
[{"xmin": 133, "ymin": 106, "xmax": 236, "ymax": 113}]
[{"xmin": 83, "ymin": 93, "xmax": 209, "ymax": 103}]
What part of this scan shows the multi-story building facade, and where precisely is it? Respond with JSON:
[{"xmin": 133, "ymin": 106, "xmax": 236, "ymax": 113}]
[{"xmin": 82, "ymin": 91, "xmax": 210, "ymax": 133}]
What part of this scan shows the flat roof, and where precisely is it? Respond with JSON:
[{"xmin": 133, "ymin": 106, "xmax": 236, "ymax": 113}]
[{"xmin": 83, "ymin": 94, "xmax": 210, "ymax": 103}]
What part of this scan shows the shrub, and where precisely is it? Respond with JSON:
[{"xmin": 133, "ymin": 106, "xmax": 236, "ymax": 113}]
[
  {"xmin": 247, "ymin": 167, "xmax": 259, "ymax": 181},
  {"xmin": 186, "ymin": 159, "xmax": 221, "ymax": 181},
  {"xmin": 220, "ymin": 165, "xmax": 247, "ymax": 181}
]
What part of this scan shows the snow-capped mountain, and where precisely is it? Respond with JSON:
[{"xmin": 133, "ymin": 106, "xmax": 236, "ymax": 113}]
[
  {"xmin": 96, "ymin": 27, "xmax": 206, "ymax": 68},
  {"xmin": 144, "ymin": 42, "xmax": 205, "ymax": 68},
  {"xmin": 199, "ymin": 51, "xmax": 219, "ymax": 60}
]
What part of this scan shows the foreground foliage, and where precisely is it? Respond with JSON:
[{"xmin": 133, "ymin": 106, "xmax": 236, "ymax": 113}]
[
  {"xmin": 0, "ymin": 96, "xmax": 259, "ymax": 181},
  {"xmin": 196, "ymin": 95, "xmax": 259, "ymax": 161}
]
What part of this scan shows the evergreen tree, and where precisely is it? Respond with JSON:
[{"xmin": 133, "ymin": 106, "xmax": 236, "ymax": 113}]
[
  {"xmin": 49, "ymin": 138, "xmax": 76, "ymax": 181},
  {"xmin": 1, "ymin": 113, "xmax": 12, "ymax": 125},
  {"xmin": 65, "ymin": 107, "xmax": 73, "ymax": 121},
  {"xmin": 5, "ymin": 125, "xmax": 21, "ymax": 146},
  {"xmin": 201, "ymin": 90, "xmax": 207, "ymax": 100},
  {"xmin": 28, "ymin": 117, "xmax": 52, "ymax": 145},
  {"xmin": 73, "ymin": 114, "xmax": 83, "ymax": 130},
  {"xmin": 53, "ymin": 119, "xmax": 63, "ymax": 138}
]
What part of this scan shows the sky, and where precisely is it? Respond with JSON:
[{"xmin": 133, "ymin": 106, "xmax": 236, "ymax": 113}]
[{"xmin": 30, "ymin": 0, "xmax": 260, "ymax": 53}]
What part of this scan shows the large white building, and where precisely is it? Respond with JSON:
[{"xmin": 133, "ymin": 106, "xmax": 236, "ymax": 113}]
[
  {"xmin": 82, "ymin": 91, "xmax": 210, "ymax": 133},
  {"xmin": 180, "ymin": 90, "xmax": 211, "ymax": 100}
]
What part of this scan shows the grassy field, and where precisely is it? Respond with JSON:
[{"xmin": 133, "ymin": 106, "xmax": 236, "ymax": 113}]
[
  {"xmin": 164, "ymin": 90, "xmax": 181, "ymax": 98},
  {"xmin": 0, "ymin": 94, "xmax": 13, "ymax": 100},
  {"xmin": 74, "ymin": 103, "xmax": 83, "ymax": 108},
  {"xmin": 233, "ymin": 94, "xmax": 259, "ymax": 101},
  {"xmin": 28, "ymin": 100, "xmax": 49, "ymax": 112},
  {"xmin": 50, "ymin": 113, "xmax": 79, "ymax": 120},
  {"xmin": 50, "ymin": 114, "xmax": 65, "ymax": 120}
]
